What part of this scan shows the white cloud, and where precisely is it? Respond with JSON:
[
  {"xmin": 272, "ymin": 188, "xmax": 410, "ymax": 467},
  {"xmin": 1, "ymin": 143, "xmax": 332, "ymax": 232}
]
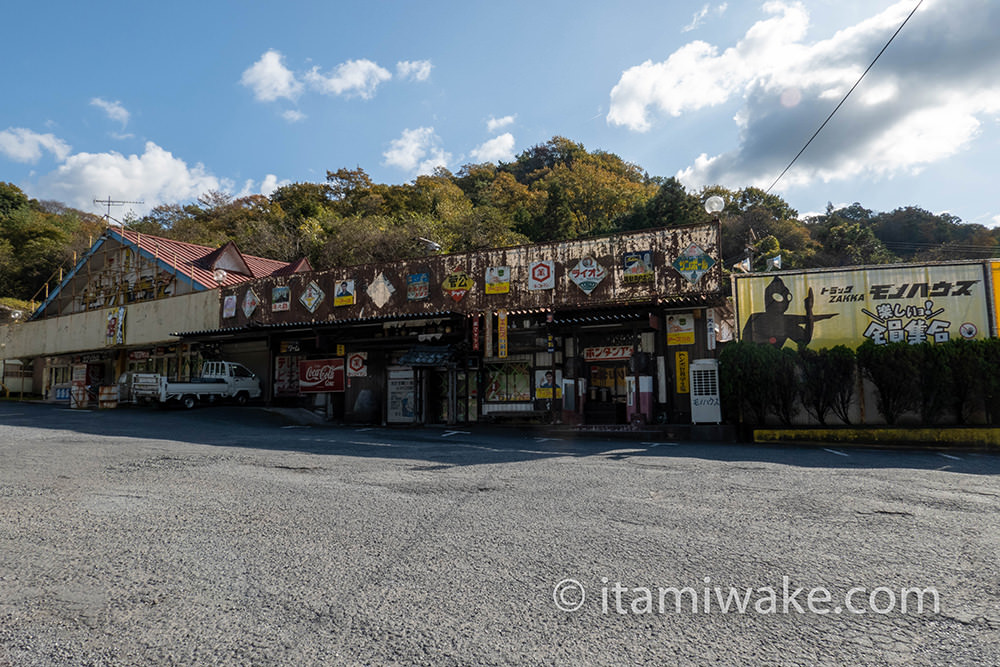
[
  {"xmin": 470, "ymin": 133, "xmax": 516, "ymax": 163},
  {"xmin": 305, "ymin": 59, "xmax": 392, "ymax": 99},
  {"xmin": 90, "ymin": 98, "xmax": 130, "ymax": 127},
  {"xmin": 683, "ymin": 4, "xmax": 710, "ymax": 32},
  {"xmin": 282, "ymin": 109, "xmax": 306, "ymax": 123},
  {"xmin": 260, "ymin": 174, "xmax": 288, "ymax": 196},
  {"xmin": 486, "ymin": 115, "xmax": 516, "ymax": 132},
  {"xmin": 396, "ymin": 60, "xmax": 432, "ymax": 81},
  {"xmin": 0, "ymin": 127, "xmax": 71, "ymax": 163},
  {"xmin": 611, "ymin": 0, "xmax": 1000, "ymax": 193},
  {"xmin": 241, "ymin": 50, "xmax": 303, "ymax": 102},
  {"xmin": 33, "ymin": 141, "xmax": 221, "ymax": 215},
  {"xmin": 683, "ymin": 3, "xmax": 728, "ymax": 32},
  {"xmin": 383, "ymin": 127, "xmax": 451, "ymax": 174},
  {"xmin": 235, "ymin": 174, "xmax": 289, "ymax": 198}
]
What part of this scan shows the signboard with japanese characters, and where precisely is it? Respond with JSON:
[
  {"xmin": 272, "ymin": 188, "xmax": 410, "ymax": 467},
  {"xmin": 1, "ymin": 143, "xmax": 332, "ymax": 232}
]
[
  {"xmin": 300, "ymin": 281, "xmax": 325, "ymax": 313},
  {"xmin": 672, "ymin": 243, "xmax": 715, "ymax": 284},
  {"xmin": 734, "ymin": 263, "xmax": 991, "ymax": 350},
  {"xmin": 223, "ymin": 294, "xmax": 237, "ymax": 318},
  {"xmin": 623, "ymin": 250, "xmax": 654, "ymax": 284},
  {"xmin": 346, "ymin": 352, "xmax": 368, "ymax": 377},
  {"xmin": 106, "ymin": 306, "xmax": 126, "ymax": 346},
  {"xmin": 407, "ymin": 273, "xmax": 429, "ymax": 301},
  {"xmin": 569, "ymin": 257, "xmax": 607, "ymax": 295},
  {"xmin": 484, "ymin": 266, "xmax": 510, "ymax": 294},
  {"xmin": 272, "ymin": 286, "xmax": 291, "ymax": 312},
  {"xmin": 583, "ymin": 345, "xmax": 633, "ymax": 362},
  {"xmin": 242, "ymin": 289, "xmax": 259, "ymax": 318},
  {"xmin": 667, "ymin": 313, "xmax": 695, "ymax": 346},
  {"xmin": 442, "ymin": 268, "xmax": 472, "ymax": 302},
  {"xmin": 497, "ymin": 309, "xmax": 508, "ymax": 358},
  {"xmin": 527, "ymin": 260, "xmax": 555, "ymax": 290},
  {"xmin": 334, "ymin": 279, "xmax": 356, "ymax": 307}
]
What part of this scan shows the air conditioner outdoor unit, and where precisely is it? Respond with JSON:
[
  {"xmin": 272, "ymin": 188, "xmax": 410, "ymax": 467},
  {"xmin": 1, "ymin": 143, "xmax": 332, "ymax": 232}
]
[{"xmin": 689, "ymin": 358, "xmax": 721, "ymax": 424}]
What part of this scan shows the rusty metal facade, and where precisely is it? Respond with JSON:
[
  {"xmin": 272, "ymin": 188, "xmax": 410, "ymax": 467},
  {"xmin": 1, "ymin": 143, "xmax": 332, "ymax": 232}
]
[{"xmin": 218, "ymin": 223, "xmax": 722, "ymax": 328}]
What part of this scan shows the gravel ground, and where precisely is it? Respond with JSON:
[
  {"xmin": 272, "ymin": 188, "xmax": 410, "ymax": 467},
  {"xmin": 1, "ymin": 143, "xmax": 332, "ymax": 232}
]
[{"xmin": 0, "ymin": 403, "xmax": 998, "ymax": 665}]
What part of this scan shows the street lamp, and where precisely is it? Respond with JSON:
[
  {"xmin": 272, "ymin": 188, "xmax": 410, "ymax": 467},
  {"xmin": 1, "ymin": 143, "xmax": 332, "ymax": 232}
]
[
  {"xmin": 704, "ymin": 196, "xmax": 724, "ymax": 219},
  {"xmin": 212, "ymin": 268, "xmax": 228, "ymax": 285},
  {"xmin": 417, "ymin": 237, "xmax": 442, "ymax": 255}
]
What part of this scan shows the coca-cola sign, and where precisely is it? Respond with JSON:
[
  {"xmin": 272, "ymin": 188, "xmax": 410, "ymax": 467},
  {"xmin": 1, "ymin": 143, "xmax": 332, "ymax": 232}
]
[{"xmin": 298, "ymin": 358, "xmax": 345, "ymax": 393}]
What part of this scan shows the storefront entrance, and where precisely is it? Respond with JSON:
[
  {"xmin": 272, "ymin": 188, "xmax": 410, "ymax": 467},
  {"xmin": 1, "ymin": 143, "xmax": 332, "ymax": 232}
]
[{"xmin": 585, "ymin": 362, "xmax": 628, "ymax": 424}]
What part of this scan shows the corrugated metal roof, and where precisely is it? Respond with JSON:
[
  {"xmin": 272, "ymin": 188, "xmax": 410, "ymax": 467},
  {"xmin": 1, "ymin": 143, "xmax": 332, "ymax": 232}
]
[
  {"xmin": 172, "ymin": 310, "xmax": 463, "ymax": 337},
  {"xmin": 112, "ymin": 228, "xmax": 309, "ymax": 288}
]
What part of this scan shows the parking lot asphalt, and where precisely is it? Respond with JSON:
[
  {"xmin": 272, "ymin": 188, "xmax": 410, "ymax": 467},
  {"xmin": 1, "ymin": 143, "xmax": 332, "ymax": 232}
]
[{"xmin": 1, "ymin": 402, "xmax": 997, "ymax": 665}]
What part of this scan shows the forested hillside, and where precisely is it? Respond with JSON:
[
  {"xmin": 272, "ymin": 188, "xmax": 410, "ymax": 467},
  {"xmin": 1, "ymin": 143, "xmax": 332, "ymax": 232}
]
[{"xmin": 3, "ymin": 136, "xmax": 999, "ymax": 305}]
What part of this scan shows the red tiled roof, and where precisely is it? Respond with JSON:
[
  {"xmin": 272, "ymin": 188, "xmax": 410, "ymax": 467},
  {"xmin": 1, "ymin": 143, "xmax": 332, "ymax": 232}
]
[{"xmin": 111, "ymin": 229, "xmax": 308, "ymax": 288}]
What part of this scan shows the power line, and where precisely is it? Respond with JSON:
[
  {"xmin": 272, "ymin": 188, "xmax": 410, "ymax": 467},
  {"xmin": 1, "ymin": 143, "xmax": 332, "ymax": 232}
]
[{"xmin": 764, "ymin": 0, "xmax": 925, "ymax": 196}]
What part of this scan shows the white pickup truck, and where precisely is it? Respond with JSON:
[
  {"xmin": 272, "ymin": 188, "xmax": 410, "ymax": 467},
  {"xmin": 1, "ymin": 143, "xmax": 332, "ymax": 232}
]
[{"xmin": 129, "ymin": 361, "xmax": 262, "ymax": 409}]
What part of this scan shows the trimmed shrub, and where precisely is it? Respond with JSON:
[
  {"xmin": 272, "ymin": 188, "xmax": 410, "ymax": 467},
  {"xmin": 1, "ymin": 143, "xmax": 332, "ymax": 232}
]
[
  {"xmin": 939, "ymin": 339, "xmax": 983, "ymax": 424},
  {"xmin": 916, "ymin": 343, "xmax": 952, "ymax": 424},
  {"xmin": 800, "ymin": 345, "xmax": 856, "ymax": 426},
  {"xmin": 719, "ymin": 340, "xmax": 778, "ymax": 425},
  {"xmin": 856, "ymin": 341, "xmax": 920, "ymax": 425}
]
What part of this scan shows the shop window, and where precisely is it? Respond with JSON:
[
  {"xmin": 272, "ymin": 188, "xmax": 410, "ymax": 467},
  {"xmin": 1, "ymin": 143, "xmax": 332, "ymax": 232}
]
[{"xmin": 484, "ymin": 362, "xmax": 531, "ymax": 402}]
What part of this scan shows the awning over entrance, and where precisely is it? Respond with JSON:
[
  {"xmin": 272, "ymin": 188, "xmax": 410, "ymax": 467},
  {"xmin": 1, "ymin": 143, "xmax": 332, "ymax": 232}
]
[{"xmin": 398, "ymin": 345, "xmax": 455, "ymax": 367}]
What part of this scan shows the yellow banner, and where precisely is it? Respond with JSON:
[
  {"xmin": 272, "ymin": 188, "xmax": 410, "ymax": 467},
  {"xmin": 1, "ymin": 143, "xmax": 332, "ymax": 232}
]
[
  {"xmin": 734, "ymin": 263, "xmax": 990, "ymax": 350},
  {"xmin": 992, "ymin": 261, "xmax": 1000, "ymax": 336},
  {"xmin": 497, "ymin": 309, "xmax": 508, "ymax": 358},
  {"xmin": 675, "ymin": 351, "xmax": 689, "ymax": 394}
]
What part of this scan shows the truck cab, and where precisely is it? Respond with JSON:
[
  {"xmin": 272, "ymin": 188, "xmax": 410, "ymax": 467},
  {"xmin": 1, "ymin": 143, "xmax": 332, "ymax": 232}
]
[{"xmin": 200, "ymin": 361, "xmax": 261, "ymax": 402}]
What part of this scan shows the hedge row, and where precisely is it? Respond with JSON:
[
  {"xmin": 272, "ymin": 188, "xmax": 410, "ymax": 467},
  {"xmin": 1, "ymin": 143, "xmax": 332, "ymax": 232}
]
[{"xmin": 718, "ymin": 338, "xmax": 1000, "ymax": 426}]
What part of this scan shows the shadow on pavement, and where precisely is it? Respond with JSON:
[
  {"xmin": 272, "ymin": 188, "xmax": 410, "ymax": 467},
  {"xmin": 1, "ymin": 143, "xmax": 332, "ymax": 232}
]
[{"xmin": 1, "ymin": 400, "xmax": 998, "ymax": 475}]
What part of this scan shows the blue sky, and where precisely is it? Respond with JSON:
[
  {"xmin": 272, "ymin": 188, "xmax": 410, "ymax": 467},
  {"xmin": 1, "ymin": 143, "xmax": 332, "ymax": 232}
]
[{"xmin": 3, "ymin": 0, "xmax": 999, "ymax": 227}]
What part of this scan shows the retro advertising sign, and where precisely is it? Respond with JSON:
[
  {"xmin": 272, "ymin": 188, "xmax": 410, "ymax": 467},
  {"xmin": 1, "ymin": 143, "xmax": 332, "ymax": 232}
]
[
  {"xmin": 106, "ymin": 307, "xmax": 126, "ymax": 346},
  {"xmin": 734, "ymin": 263, "xmax": 991, "ymax": 350},
  {"xmin": 528, "ymin": 260, "xmax": 555, "ymax": 290},
  {"xmin": 272, "ymin": 286, "xmax": 291, "ymax": 312},
  {"xmin": 442, "ymin": 268, "xmax": 472, "ymax": 302},
  {"xmin": 334, "ymin": 279, "xmax": 356, "ymax": 307},
  {"xmin": 583, "ymin": 345, "xmax": 633, "ymax": 362},
  {"xmin": 667, "ymin": 313, "xmax": 695, "ymax": 346},
  {"xmin": 223, "ymin": 294, "xmax": 237, "ymax": 318},
  {"xmin": 485, "ymin": 266, "xmax": 510, "ymax": 294},
  {"xmin": 569, "ymin": 257, "xmax": 608, "ymax": 295},
  {"xmin": 623, "ymin": 250, "xmax": 654, "ymax": 284},
  {"xmin": 300, "ymin": 281, "xmax": 325, "ymax": 313},
  {"xmin": 407, "ymin": 273, "xmax": 430, "ymax": 301},
  {"xmin": 672, "ymin": 243, "xmax": 715, "ymax": 284},
  {"xmin": 497, "ymin": 309, "xmax": 509, "ymax": 358},
  {"xmin": 242, "ymin": 289, "xmax": 260, "ymax": 318},
  {"xmin": 298, "ymin": 358, "xmax": 345, "ymax": 393},
  {"xmin": 346, "ymin": 352, "xmax": 368, "ymax": 377}
]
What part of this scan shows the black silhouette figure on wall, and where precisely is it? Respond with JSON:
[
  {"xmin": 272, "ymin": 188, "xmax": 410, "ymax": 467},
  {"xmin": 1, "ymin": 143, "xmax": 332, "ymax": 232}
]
[{"xmin": 742, "ymin": 276, "xmax": 836, "ymax": 347}]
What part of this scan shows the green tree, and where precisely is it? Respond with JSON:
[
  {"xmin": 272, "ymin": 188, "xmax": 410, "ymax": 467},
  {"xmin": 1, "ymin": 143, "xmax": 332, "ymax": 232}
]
[
  {"xmin": 805, "ymin": 203, "xmax": 896, "ymax": 266},
  {"xmin": 616, "ymin": 177, "xmax": 703, "ymax": 231}
]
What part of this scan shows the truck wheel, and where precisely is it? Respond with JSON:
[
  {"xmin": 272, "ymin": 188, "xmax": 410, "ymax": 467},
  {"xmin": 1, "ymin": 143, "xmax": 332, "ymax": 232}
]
[
  {"xmin": 235, "ymin": 392, "xmax": 249, "ymax": 406},
  {"xmin": 181, "ymin": 395, "xmax": 197, "ymax": 410}
]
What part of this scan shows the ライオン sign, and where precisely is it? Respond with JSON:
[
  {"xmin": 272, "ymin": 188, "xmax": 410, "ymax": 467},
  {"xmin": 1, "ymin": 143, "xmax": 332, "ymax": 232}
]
[{"xmin": 733, "ymin": 262, "xmax": 992, "ymax": 350}]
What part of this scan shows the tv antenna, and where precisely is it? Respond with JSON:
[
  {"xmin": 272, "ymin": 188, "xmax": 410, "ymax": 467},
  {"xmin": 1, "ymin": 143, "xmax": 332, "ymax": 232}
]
[{"xmin": 94, "ymin": 196, "xmax": 144, "ymax": 226}]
